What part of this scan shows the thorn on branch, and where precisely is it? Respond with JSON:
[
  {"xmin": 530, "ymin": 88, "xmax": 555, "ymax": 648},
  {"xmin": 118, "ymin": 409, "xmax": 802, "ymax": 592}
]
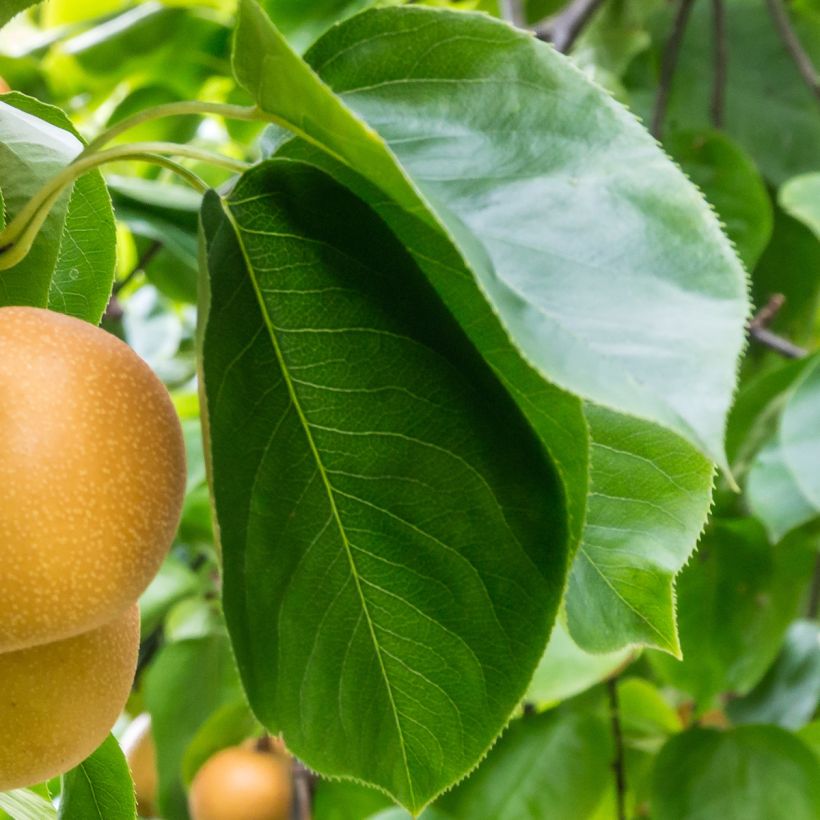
[
  {"xmin": 747, "ymin": 293, "xmax": 808, "ymax": 359},
  {"xmin": 651, "ymin": 0, "xmax": 697, "ymax": 140}
]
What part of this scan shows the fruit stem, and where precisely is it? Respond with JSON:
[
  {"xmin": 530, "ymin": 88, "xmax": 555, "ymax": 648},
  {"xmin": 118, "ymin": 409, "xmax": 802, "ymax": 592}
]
[
  {"xmin": 0, "ymin": 143, "xmax": 246, "ymax": 270},
  {"xmin": 82, "ymin": 101, "xmax": 270, "ymax": 154}
]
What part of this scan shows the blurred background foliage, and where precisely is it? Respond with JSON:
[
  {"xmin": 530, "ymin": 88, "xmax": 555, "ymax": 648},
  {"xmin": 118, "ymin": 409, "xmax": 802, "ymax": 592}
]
[{"xmin": 0, "ymin": 0, "xmax": 818, "ymax": 818}]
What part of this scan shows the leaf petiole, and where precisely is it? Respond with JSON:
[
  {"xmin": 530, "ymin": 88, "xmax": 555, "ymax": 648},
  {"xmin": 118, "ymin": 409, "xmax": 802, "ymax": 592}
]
[{"xmin": 0, "ymin": 143, "xmax": 249, "ymax": 270}]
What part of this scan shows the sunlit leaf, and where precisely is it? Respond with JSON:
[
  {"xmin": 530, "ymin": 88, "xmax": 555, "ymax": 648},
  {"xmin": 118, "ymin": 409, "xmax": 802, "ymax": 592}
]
[
  {"xmin": 58, "ymin": 735, "xmax": 135, "ymax": 820},
  {"xmin": 234, "ymin": 0, "xmax": 748, "ymax": 470}
]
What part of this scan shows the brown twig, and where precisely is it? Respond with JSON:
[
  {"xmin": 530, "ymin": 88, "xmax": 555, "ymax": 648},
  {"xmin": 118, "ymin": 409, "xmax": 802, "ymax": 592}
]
[
  {"xmin": 292, "ymin": 760, "xmax": 315, "ymax": 820},
  {"xmin": 113, "ymin": 238, "xmax": 163, "ymax": 295},
  {"xmin": 536, "ymin": 0, "xmax": 607, "ymax": 53},
  {"xmin": 710, "ymin": 0, "xmax": 727, "ymax": 128},
  {"xmin": 748, "ymin": 294, "xmax": 808, "ymax": 359},
  {"xmin": 607, "ymin": 677, "xmax": 627, "ymax": 820},
  {"xmin": 651, "ymin": 0, "xmax": 697, "ymax": 139},
  {"xmin": 766, "ymin": 0, "xmax": 820, "ymax": 104},
  {"xmin": 499, "ymin": 0, "xmax": 526, "ymax": 27}
]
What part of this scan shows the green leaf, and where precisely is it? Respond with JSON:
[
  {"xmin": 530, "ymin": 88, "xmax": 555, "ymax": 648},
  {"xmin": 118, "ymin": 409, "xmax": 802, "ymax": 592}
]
[
  {"xmin": 651, "ymin": 726, "xmax": 820, "ymax": 820},
  {"xmin": 664, "ymin": 130, "xmax": 773, "ymax": 269},
  {"xmin": 0, "ymin": 790, "xmax": 56, "ymax": 820},
  {"xmin": 138, "ymin": 556, "xmax": 201, "ymax": 637},
  {"xmin": 314, "ymin": 781, "xmax": 393, "ymax": 820},
  {"xmin": 181, "ymin": 700, "xmax": 260, "ymax": 786},
  {"xmin": 0, "ymin": 99, "xmax": 75, "ymax": 309},
  {"xmin": 746, "ymin": 438, "xmax": 818, "ymax": 542},
  {"xmin": 728, "ymin": 620, "xmax": 820, "ymax": 730},
  {"xmin": 234, "ymin": 0, "xmax": 748, "ymax": 470},
  {"xmin": 628, "ymin": 0, "xmax": 820, "ymax": 184},
  {"xmin": 433, "ymin": 709, "xmax": 612, "ymax": 820},
  {"xmin": 526, "ymin": 619, "xmax": 634, "ymax": 706},
  {"xmin": 58, "ymin": 735, "xmax": 135, "ymax": 820},
  {"xmin": 726, "ymin": 356, "xmax": 811, "ymax": 479},
  {"xmin": 781, "ymin": 173, "xmax": 820, "ymax": 240},
  {"xmin": 617, "ymin": 678, "xmax": 681, "ymax": 753},
  {"xmin": 649, "ymin": 519, "xmax": 817, "ymax": 705},
  {"xmin": 566, "ymin": 405, "xmax": 713, "ymax": 655},
  {"xmin": 752, "ymin": 206, "xmax": 820, "ymax": 347},
  {"xmin": 746, "ymin": 354, "xmax": 820, "ymax": 541},
  {"xmin": 144, "ymin": 636, "xmax": 242, "ymax": 820},
  {"xmin": 200, "ymin": 159, "xmax": 568, "ymax": 812},
  {"xmin": 0, "ymin": 92, "xmax": 116, "ymax": 323},
  {"xmin": 261, "ymin": 0, "xmax": 378, "ymax": 52},
  {"xmin": 779, "ymin": 356, "xmax": 820, "ymax": 508},
  {"xmin": 0, "ymin": 0, "xmax": 40, "ymax": 30}
]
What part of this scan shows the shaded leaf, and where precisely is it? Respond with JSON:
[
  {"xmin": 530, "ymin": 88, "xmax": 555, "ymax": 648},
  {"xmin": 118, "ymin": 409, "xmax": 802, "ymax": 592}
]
[
  {"xmin": 652, "ymin": 726, "xmax": 820, "ymax": 820},
  {"xmin": 649, "ymin": 519, "xmax": 816, "ymax": 705},
  {"xmin": 665, "ymin": 129, "xmax": 773, "ymax": 269},
  {"xmin": 200, "ymin": 158, "xmax": 568, "ymax": 812},
  {"xmin": 567, "ymin": 405, "xmax": 713, "ymax": 655},
  {"xmin": 747, "ymin": 354, "xmax": 820, "ymax": 540},
  {"xmin": 527, "ymin": 619, "xmax": 634, "ymax": 706},
  {"xmin": 628, "ymin": 0, "xmax": 820, "ymax": 184},
  {"xmin": 313, "ymin": 781, "xmax": 392, "ymax": 820},
  {"xmin": 728, "ymin": 620, "xmax": 820, "ymax": 730},
  {"xmin": 781, "ymin": 173, "xmax": 820, "ymax": 240},
  {"xmin": 433, "ymin": 710, "xmax": 612, "ymax": 820},
  {"xmin": 58, "ymin": 735, "xmax": 135, "ymax": 820},
  {"xmin": 144, "ymin": 636, "xmax": 242, "ymax": 820},
  {"xmin": 235, "ymin": 0, "xmax": 748, "ymax": 469}
]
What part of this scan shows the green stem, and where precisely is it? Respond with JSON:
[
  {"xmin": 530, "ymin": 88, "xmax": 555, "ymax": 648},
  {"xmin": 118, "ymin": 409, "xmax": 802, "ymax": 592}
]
[
  {"xmin": 83, "ymin": 101, "xmax": 267, "ymax": 154},
  {"xmin": 0, "ymin": 145, "xmax": 239, "ymax": 270},
  {"xmin": 0, "ymin": 142, "xmax": 246, "ymax": 257}
]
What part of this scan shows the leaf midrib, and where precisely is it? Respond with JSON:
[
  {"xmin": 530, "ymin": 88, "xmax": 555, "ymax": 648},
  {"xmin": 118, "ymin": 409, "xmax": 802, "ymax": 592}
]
[{"xmin": 219, "ymin": 197, "xmax": 416, "ymax": 807}]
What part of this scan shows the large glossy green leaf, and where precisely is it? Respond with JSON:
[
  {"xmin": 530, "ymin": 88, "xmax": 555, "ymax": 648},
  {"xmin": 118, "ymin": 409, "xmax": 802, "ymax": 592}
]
[
  {"xmin": 649, "ymin": 519, "xmax": 817, "ymax": 705},
  {"xmin": 2, "ymin": 93, "xmax": 116, "ymax": 322},
  {"xmin": 58, "ymin": 735, "xmax": 135, "ymax": 820},
  {"xmin": 566, "ymin": 405, "xmax": 713, "ymax": 655},
  {"xmin": 728, "ymin": 620, "xmax": 820, "ymax": 730},
  {"xmin": 651, "ymin": 726, "xmax": 820, "ymax": 820},
  {"xmin": 144, "ymin": 636, "xmax": 242, "ymax": 820},
  {"xmin": 628, "ymin": 0, "xmax": 820, "ymax": 184},
  {"xmin": 200, "ymin": 158, "xmax": 568, "ymax": 812},
  {"xmin": 664, "ymin": 130, "xmax": 772, "ymax": 270},
  {"xmin": 234, "ymin": 0, "xmax": 748, "ymax": 470},
  {"xmin": 433, "ymin": 709, "xmax": 612, "ymax": 820},
  {"xmin": 261, "ymin": 0, "xmax": 377, "ymax": 52}
]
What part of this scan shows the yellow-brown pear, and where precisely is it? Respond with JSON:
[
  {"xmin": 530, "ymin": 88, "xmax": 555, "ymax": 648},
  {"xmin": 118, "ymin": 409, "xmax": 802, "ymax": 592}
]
[
  {"xmin": 0, "ymin": 306, "xmax": 185, "ymax": 651},
  {"xmin": 0, "ymin": 603, "xmax": 140, "ymax": 790},
  {"xmin": 188, "ymin": 746, "xmax": 293, "ymax": 820}
]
